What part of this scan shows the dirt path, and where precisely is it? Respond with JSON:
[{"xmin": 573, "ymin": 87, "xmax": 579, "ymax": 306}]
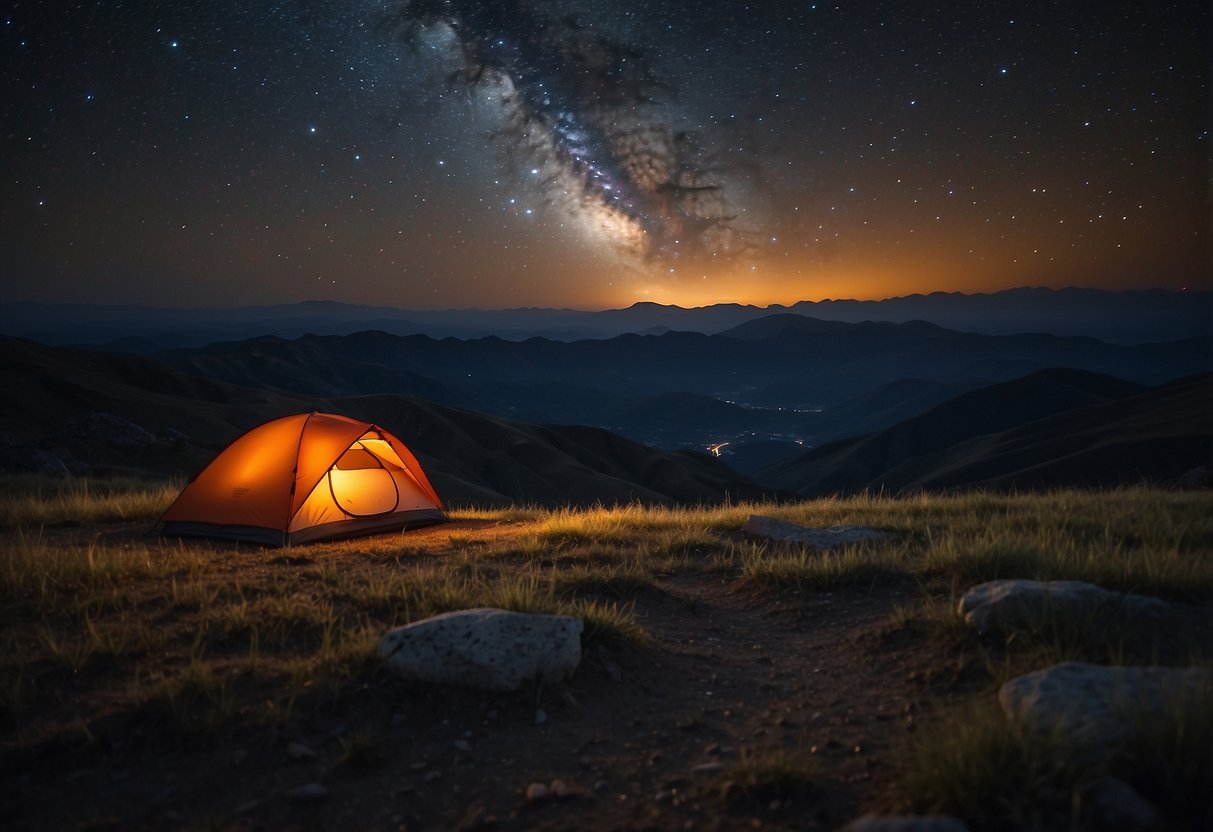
[{"xmin": 6, "ymin": 527, "xmax": 957, "ymax": 832}]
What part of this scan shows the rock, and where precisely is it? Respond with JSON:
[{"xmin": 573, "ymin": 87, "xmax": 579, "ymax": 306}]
[
  {"xmin": 742, "ymin": 516, "xmax": 894, "ymax": 549},
  {"xmin": 453, "ymin": 739, "xmax": 471, "ymax": 752},
  {"xmin": 549, "ymin": 779, "xmax": 575, "ymax": 798},
  {"xmin": 1175, "ymin": 464, "xmax": 1212, "ymax": 489},
  {"xmin": 691, "ymin": 762, "xmax": 723, "ymax": 775},
  {"xmin": 379, "ymin": 608, "xmax": 583, "ymax": 692},
  {"xmin": 525, "ymin": 782, "xmax": 550, "ymax": 803},
  {"xmin": 7, "ymin": 448, "xmax": 71, "ymax": 475},
  {"xmin": 286, "ymin": 742, "xmax": 316, "ymax": 761},
  {"xmin": 287, "ymin": 783, "xmax": 328, "ymax": 802},
  {"xmin": 839, "ymin": 815, "xmax": 970, "ymax": 832},
  {"xmin": 71, "ymin": 412, "xmax": 155, "ymax": 449},
  {"xmin": 999, "ymin": 662, "xmax": 1213, "ymax": 759},
  {"xmin": 534, "ymin": 708, "xmax": 548, "ymax": 725},
  {"xmin": 958, "ymin": 580, "xmax": 1169, "ymax": 635},
  {"xmin": 1079, "ymin": 775, "xmax": 1160, "ymax": 831}
]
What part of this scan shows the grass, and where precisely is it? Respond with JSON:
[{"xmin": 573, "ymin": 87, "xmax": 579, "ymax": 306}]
[
  {"xmin": 897, "ymin": 690, "xmax": 1213, "ymax": 832},
  {"xmin": 1, "ymin": 476, "xmax": 1211, "ymax": 828},
  {"xmin": 716, "ymin": 747, "xmax": 819, "ymax": 802},
  {"xmin": 0, "ymin": 475, "xmax": 179, "ymax": 529}
]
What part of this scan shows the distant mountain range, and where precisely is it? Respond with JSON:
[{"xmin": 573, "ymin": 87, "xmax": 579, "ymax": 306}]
[
  {"xmin": 1, "ymin": 286, "xmax": 1209, "ymax": 348},
  {"xmin": 152, "ymin": 315, "xmax": 1210, "ymax": 454}
]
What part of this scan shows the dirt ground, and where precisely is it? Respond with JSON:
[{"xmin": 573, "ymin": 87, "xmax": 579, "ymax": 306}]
[{"xmin": 0, "ymin": 520, "xmax": 1035, "ymax": 831}]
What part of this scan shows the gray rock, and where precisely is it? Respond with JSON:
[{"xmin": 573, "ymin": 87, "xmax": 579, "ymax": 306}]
[
  {"xmin": 287, "ymin": 783, "xmax": 328, "ymax": 802},
  {"xmin": 73, "ymin": 412, "xmax": 155, "ymax": 448},
  {"xmin": 285, "ymin": 741, "xmax": 316, "ymax": 761},
  {"xmin": 379, "ymin": 608, "xmax": 583, "ymax": 692},
  {"xmin": 742, "ymin": 516, "xmax": 894, "ymax": 549},
  {"xmin": 999, "ymin": 662, "xmax": 1213, "ymax": 759},
  {"xmin": 0, "ymin": 447, "xmax": 73, "ymax": 475},
  {"xmin": 839, "ymin": 815, "xmax": 970, "ymax": 832},
  {"xmin": 958, "ymin": 580, "xmax": 1169, "ymax": 635},
  {"xmin": 525, "ymin": 782, "xmax": 550, "ymax": 803},
  {"xmin": 1079, "ymin": 775, "xmax": 1159, "ymax": 832}
]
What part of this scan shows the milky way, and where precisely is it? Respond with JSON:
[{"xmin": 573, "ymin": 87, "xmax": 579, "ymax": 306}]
[{"xmin": 384, "ymin": 0, "xmax": 760, "ymax": 265}]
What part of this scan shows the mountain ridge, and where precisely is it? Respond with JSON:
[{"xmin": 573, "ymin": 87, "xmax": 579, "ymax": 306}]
[{"xmin": 2, "ymin": 286, "xmax": 1207, "ymax": 348}]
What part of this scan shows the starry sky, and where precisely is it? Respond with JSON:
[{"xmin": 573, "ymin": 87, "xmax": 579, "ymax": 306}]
[{"xmin": 1, "ymin": 0, "xmax": 1208, "ymax": 310}]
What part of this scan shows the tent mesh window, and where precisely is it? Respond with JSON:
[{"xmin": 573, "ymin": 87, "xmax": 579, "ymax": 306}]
[{"xmin": 325, "ymin": 442, "xmax": 400, "ymax": 518}]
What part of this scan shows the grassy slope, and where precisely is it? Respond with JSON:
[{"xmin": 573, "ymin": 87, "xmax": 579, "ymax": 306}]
[{"xmin": 1, "ymin": 479, "xmax": 1211, "ymax": 830}]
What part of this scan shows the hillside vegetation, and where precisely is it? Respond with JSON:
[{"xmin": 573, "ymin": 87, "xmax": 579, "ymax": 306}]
[{"xmin": 2, "ymin": 479, "xmax": 1210, "ymax": 830}]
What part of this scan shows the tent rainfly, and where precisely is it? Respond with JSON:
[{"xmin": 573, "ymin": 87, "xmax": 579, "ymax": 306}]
[{"xmin": 156, "ymin": 412, "xmax": 445, "ymax": 545}]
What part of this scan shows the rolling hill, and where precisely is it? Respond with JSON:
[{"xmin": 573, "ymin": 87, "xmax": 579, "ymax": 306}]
[
  {"xmin": 0, "ymin": 337, "xmax": 773, "ymax": 507},
  {"xmin": 759, "ymin": 369, "xmax": 1210, "ymax": 495}
]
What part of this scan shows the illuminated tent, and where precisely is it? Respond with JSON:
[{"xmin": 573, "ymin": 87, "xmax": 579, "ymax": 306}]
[{"xmin": 156, "ymin": 412, "xmax": 445, "ymax": 545}]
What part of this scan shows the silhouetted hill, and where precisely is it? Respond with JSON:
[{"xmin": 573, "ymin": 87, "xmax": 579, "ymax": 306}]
[
  {"xmin": 161, "ymin": 320, "xmax": 1211, "ymax": 416},
  {"xmin": 0, "ymin": 337, "xmax": 773, "ymax": 506},
  {"xmin": 760, "ymin": 369, "xmax": 1207, "ymax": 494}
]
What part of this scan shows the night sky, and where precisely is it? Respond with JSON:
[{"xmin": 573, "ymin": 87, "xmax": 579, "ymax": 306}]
[{"xmin": 2, "ymin": 1, "xmax": 1208, "ymax": 310}]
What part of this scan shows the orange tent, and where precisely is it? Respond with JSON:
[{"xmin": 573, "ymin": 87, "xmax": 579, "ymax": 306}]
[{"xmin": 156, "ymin": 412, "xmax": 445, "ymax": 545}]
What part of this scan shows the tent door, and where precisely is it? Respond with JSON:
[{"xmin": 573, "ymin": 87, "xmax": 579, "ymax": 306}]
[{"xmin": 326, "ymin": 445, "xmax": 400, "ymax": 518}]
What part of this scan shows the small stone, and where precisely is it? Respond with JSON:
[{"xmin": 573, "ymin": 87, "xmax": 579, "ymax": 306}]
[
  {"xmin": 454, "ymin": 740, "xmax": 471, "ymax": 752},
  {"xmin": 534, "ymin": 708, "xmax": 548, "ymax": 725},
  {"xmin": 742, "ymin": 516, "xmax": 894, "ymax": 550},
  {"xmin": 691, "ymin": 762, "xmax": 723, "ymax": 775},
  {"xmin": 287, "ymin": 783, "xmax": 328, "ymax": 802},
  {"xmin": 525, "ymin": 782, "xmax": 550, "ymax": 803},
  {"xmin": 286, "ymin": 742, "xmax": 317, "ymax": 761},
  {"xmin": 550, "ymin": 779, "xmax": 574, "ymax": 798},
  {"xmin": 423, "ymin": 770, "xmax": 443, "ymax": 782},
  {"xmin": 655, "ymin": 789, "xmax": 674, "ymax": 804},
  {"xmin": 593, "ymin": 779, "xmax": 611, "ymax": 793}
]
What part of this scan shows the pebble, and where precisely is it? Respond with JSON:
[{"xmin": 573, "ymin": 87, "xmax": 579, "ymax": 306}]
[
  {"xmin": 691, "ymin": 762, "xmax": 723, "ymax": 775},
  {"xmin": 287, "ymin": 783, "xmax": 328, "ymax": 802},
  {"xmin": 454, "ymin": 740, "xmax": 471, "ymax": 752},
  {"xmin": 286, "ymin": 742, "xmax": 317, "ymax": 761},
  {"xmin": 534, "ymin": 708, "xmax": 548, "ymax": 725},
  {"xmin": 526, "ymin": 782, "xmax": 550, "ymax": 802},
  {"xmin": 550, "ymin": 779, "xmax": 574, "ymax": 798}
]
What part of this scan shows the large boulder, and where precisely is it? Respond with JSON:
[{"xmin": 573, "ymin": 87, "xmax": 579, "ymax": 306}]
[
  {"xmin": 999, "ymin": 662, "xmax": 1213, "ymax": 759},
  {"xmin": 379, "ymin": 608, "xmax": 583, "ymax": 692},
  {"xmin": 958, "ymin": 580, "xmax": 1168, "ymax": 635},
  {"xmin": 741, "ymin": 516, "xmax": 894, "ymax": 550}
]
